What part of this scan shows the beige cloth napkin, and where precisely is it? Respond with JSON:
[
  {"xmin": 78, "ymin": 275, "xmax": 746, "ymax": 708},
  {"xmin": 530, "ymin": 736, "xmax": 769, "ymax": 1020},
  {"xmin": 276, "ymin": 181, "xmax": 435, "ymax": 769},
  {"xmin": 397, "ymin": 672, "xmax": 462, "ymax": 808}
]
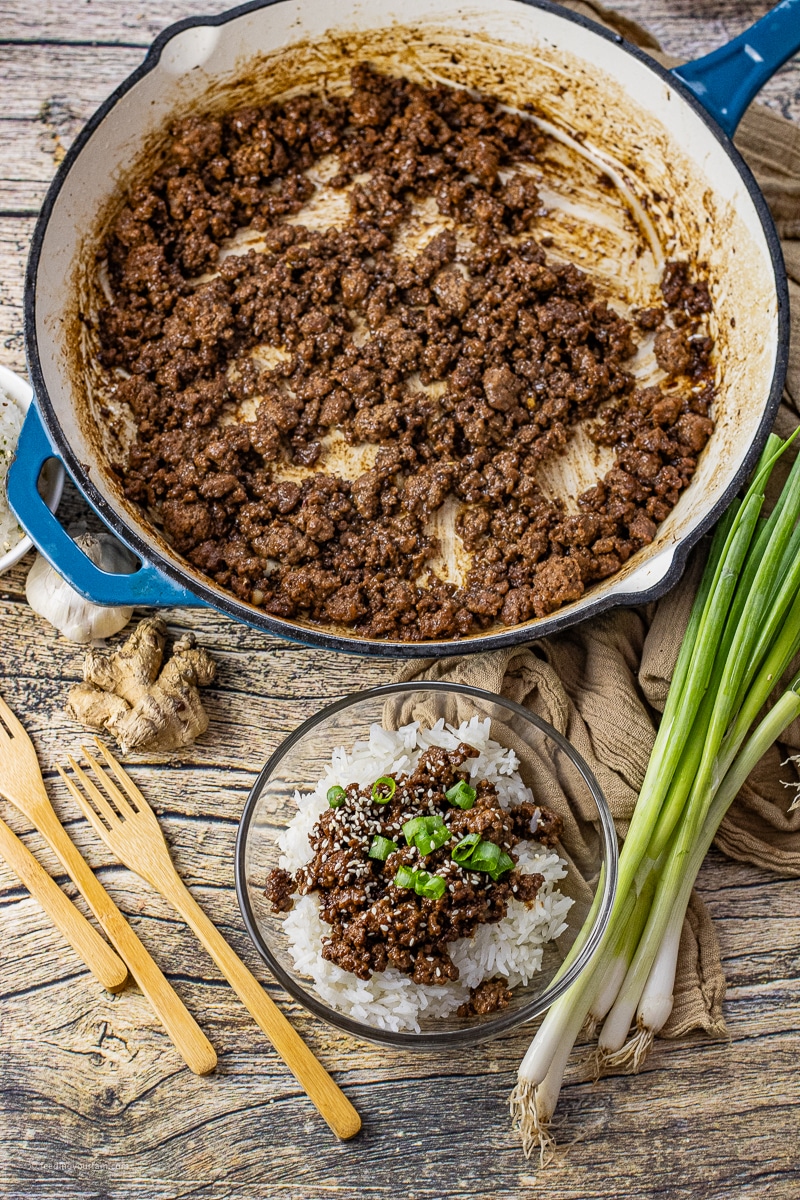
[{"xmin": 399, "ymin": 3, "xmax": 800, "ymax": 1040}]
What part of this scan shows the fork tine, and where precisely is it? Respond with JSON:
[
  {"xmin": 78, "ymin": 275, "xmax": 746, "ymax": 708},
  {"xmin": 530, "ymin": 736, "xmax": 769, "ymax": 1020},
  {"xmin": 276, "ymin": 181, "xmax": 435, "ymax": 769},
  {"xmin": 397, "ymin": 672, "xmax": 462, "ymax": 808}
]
[
  {"xmin": 0, "ymin": 690, "xmax": 25, "ymax": 738},
  {"xmin": 56, "ymin": 762, "xmax": 115, "ymax": 843},
  {"xmin": 91, "ymin": 737, "xmax": 150, "ymax": 811},
  {"xmin": 61, "ymin": 755, "xmax": 121, "ymax": 829},
  {"xmin": 80, "ymin": 745, "xmax": 137, "ymax": 819}
]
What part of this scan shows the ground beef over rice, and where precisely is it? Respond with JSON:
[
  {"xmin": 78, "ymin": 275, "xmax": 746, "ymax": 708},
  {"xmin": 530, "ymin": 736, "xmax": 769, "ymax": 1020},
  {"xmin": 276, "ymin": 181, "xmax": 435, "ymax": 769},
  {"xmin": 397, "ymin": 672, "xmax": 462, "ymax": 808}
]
[
  {"xmin": 96, "ymin": 63, "xmax": 715, "ymax": 641},
  {"xmin": 265, "ymin": 743, "xmax": 563, "ymax": 988}
]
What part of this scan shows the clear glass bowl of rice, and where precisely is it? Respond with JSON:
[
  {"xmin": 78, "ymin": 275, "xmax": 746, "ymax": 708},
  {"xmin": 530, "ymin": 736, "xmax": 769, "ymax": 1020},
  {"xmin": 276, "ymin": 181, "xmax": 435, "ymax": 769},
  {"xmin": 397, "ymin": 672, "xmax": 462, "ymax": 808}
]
[{"xmin": 235, "ymin": 682, "xmax": 618, "ymax": 1048}]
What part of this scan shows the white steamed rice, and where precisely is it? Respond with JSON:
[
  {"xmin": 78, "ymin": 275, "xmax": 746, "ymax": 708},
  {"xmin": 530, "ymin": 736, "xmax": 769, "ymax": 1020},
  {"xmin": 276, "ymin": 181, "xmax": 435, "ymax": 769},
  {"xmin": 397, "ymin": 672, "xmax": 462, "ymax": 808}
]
[{"xmin": 278, "ymin": 715, "xmax": 574, "ymax": 1033}]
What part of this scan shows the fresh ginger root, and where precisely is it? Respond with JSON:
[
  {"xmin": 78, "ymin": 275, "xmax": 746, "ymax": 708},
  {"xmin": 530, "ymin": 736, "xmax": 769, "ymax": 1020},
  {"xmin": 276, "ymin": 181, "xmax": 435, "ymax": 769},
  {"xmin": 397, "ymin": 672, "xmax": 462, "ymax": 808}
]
[{"xmin": 66, "ymin": 616, "xmax": 216, "ymax": 754}]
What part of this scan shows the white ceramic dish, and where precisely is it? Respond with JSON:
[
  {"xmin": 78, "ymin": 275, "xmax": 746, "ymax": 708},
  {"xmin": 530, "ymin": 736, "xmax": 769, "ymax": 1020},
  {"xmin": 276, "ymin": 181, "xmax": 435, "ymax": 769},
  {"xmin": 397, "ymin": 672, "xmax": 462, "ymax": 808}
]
[{"xmin": 0, "ymin": 363, "xmax": 63, "ymax": 577}]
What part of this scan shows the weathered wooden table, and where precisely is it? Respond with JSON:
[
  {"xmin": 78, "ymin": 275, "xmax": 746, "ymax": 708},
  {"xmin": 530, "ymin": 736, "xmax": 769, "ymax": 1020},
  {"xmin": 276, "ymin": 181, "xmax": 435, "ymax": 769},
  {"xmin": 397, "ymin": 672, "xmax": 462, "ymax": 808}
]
[{"xmin": 0, "ymin": 2, "xmax": 798, "ymax": 1197}]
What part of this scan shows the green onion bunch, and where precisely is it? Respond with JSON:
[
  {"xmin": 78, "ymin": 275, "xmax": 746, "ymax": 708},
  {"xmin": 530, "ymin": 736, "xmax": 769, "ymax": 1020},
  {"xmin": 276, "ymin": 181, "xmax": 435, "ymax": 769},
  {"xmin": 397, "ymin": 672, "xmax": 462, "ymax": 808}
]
[{"xmin": 511, "ymin": 432, "xmax": 800, "ymax": 1160}]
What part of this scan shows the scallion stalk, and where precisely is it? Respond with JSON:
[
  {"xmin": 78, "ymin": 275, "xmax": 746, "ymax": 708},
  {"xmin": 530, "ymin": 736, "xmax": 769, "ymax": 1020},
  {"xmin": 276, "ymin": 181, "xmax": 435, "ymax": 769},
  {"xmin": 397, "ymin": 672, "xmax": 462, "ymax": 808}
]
[
  {"xmin": 602, "ymin": 671, "xmax": 800, "ymax": 1066},
  {"xmin": 512, "ymin": 433, "xmax": 800, "ymax": 1160}
]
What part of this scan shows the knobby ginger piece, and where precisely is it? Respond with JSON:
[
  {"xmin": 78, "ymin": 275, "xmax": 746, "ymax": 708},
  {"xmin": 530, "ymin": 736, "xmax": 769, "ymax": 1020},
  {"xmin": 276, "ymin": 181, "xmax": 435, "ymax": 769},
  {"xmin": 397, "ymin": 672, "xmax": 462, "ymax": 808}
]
[{"xmin": 66, "ymin": 616, "xmax": 216, "ymax": 753}]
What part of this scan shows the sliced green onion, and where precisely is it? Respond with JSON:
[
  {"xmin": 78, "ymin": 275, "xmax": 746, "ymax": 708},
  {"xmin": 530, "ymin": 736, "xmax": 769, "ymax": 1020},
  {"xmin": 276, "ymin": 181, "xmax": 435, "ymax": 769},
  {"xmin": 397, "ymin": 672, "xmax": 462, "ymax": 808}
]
[
  {"xmin": 416, "ymin": 824, "xmax": 451, "ymax": 856},
  {"xmin": 445, "ymin": 780, "xmax": 477, "ymax": 809},
  {"xmin": 393, "ymin": 863, "xmax": 447, "ymax": 899},
  {"xmin": 368, "ymin": 835, "xmax": 398, "ymax": 862},
  {"xmin": 402, "ymin": 816, "xmax": 430, "ymax": 845},
  {"xmin": 327, "ymin": 785, "xmax": 346, "ymax": 808},
  {"xmin": 414, "ymin": 871, "xmax": 447, "ymax": 900},
  {"xmin": 488, "ymin": 850, "xmax": 515, "ymax": 881},
  {"xmin": 371, "ymin": 776, "xmax": 396, "ymax": 804},
  {"xmin": 403, "ymin": 814, "xmax": 449, "ymax": 855},
  {"xmin": 452, "ymin": 834, "xmax": 513, "ymax": 877},
  {"xmin": 469, "ymin": 839, "xmax": 502, "ymax": 875},
  {"xmin": 403, "ymin": 814, "xmax": 447, "ymax": 846},
  {"xmin": 394, "ymin": 864, "xmax": 418, "ymax": 890},
  {"xmin": 452, "ymin": 832, "xmax": 481, "ymax": 865}
]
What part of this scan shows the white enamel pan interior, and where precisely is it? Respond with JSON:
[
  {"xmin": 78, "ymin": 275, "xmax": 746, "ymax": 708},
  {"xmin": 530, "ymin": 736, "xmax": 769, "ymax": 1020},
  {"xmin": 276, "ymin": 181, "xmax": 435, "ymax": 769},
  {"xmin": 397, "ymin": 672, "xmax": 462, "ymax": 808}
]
[{"xmin": 19, "ymin": 0, "xmax": 789, "ymax": 656}]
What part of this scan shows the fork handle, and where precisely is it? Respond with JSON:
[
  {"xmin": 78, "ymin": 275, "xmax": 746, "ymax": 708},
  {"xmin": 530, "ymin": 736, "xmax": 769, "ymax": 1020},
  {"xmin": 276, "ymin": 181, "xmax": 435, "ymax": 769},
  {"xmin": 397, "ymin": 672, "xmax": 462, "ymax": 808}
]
[
  {"xmin": 161, "ymin": 871, "xmax": 361, "ymax": 1140},
  {"xmin": 33, "ymin": 805, "xmax": 217, "ymax": 1076},
  {"xmin": 0, "ymin": 816, "xmax": 128, "ymax": 993}
]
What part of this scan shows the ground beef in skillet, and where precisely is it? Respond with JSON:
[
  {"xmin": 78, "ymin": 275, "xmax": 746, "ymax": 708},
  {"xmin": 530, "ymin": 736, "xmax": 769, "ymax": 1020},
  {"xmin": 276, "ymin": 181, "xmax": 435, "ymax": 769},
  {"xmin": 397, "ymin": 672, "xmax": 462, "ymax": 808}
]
[
  {"xmin": 97, "ymin": 64, "xmax": 715, "ymax": 641},
  {"xmin": 264, "ymin": 743, "xmax": 564, "ymax": 986}
]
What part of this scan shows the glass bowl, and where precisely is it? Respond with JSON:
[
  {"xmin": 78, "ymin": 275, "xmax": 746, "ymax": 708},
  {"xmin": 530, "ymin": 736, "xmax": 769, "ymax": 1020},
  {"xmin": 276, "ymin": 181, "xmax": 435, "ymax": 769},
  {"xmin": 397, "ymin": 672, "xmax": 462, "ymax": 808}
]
[{"xmin": 235, "ymin": 682, "xmax": 618, "ymax": 1049}]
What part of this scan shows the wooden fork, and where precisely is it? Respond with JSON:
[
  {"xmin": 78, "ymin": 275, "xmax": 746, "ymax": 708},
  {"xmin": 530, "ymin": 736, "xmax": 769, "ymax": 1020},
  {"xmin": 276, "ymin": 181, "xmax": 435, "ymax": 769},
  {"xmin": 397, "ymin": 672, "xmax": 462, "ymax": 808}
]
[
  {"xmin": 0, "ymin": 813, "xmax": 128, "ymax": 992},
  {"xmin": 60, "ymin": 739, "xmax": 362, "ymax": 1142},
  {"xmin": 0, "ymin": 691, "xmax": 216, "ymax": 1076}
]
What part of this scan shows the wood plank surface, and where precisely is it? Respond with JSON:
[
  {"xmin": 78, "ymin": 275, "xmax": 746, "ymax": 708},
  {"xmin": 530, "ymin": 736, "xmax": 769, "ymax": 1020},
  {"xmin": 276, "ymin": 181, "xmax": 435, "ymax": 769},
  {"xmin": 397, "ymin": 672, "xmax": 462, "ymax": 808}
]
[{"xmin": 0, "ymin": 3, "xmax": 798, "ymax": 1197}]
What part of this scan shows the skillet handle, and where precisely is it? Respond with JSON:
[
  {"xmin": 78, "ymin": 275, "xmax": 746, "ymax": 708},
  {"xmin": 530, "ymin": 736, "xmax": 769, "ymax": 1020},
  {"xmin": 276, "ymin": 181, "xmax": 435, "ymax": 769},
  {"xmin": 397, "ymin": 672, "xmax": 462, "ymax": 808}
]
[
  {"xmin": 672, "ymin": 0, "xmax": 800, "ymax": 137},
  {"xmin": 8, "ymin": 405, "xmax": 203, "ymax": 608}
]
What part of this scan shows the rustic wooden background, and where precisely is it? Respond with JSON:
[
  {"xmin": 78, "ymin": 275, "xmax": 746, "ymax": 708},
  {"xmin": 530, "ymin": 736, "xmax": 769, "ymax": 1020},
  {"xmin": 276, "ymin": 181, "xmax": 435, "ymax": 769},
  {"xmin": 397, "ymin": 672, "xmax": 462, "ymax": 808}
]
[{"xmin": 0, "ymin": 2, "xmax": 799, "ymax": 1197}]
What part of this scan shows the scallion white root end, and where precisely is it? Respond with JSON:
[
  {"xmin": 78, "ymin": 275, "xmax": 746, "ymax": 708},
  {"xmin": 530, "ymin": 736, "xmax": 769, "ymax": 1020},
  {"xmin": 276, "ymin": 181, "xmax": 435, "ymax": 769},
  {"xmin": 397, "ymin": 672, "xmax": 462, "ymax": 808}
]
[
  {"xmin": 597, "ymin": 993, "xmax": 638, "ymax": 1057},
  {"xmin": 581, "ymin": 1014, "xmax": 598, "ymax": 1040},
  {"xmin": 596, "ymin": 1023, "xmax": 655, "ymax": 1073},
  {"xmin": 782, "ymin": 758, "xmax": 800, "ymax": 812},
  {"xmin": 510, "ymin": 1077, "xmax": 556, "ymax": 1164}
]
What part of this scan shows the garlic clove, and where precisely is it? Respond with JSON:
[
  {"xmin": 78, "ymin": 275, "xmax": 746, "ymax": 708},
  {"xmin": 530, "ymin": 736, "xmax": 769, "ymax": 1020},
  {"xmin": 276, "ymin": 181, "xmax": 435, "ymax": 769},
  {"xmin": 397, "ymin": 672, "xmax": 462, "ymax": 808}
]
[{"xmin": 25, "ymin": 528, "xmax": 137, "ymax": 644}]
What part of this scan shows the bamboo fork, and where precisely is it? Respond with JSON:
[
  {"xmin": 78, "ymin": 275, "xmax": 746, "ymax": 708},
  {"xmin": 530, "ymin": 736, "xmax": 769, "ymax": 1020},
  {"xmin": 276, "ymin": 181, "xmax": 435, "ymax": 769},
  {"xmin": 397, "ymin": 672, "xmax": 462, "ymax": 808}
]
[
  {"xmin": 60, "ymin": 739, "xmax": 362, "ymax": 1142},
  {"xmin": 0, "ymin": 692, "xmax": 216, "ymax": 1076},
  {"xmin": 0, "ymin": 813, "xmax": 128, "ymax": 992}
]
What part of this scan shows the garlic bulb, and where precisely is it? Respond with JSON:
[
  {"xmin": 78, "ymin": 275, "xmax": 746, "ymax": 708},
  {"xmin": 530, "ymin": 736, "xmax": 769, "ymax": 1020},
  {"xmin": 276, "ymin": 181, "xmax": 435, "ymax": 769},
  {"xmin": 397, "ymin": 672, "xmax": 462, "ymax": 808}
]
[{"xmin": 25, "ymin": 527, "xmax": 137, "ymax": 643}]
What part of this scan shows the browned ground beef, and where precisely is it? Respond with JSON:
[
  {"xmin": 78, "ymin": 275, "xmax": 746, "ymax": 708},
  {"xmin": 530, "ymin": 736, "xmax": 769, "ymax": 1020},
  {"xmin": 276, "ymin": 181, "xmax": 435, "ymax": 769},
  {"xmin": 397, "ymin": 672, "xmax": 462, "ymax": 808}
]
[
  {"xmin": 264, "ymin": 866, "xmax": 296, "ymax": 913},
  {"xmin": 97, "ymin": 64, "xmax": 715, "ymax": 640},
  {"xmin": 457, "ymin": 977, "xmax": 513, "ymax": 1017},
  {"xmin": 264, "ymin": 743, "xmax": 563, "ymax": 987}
]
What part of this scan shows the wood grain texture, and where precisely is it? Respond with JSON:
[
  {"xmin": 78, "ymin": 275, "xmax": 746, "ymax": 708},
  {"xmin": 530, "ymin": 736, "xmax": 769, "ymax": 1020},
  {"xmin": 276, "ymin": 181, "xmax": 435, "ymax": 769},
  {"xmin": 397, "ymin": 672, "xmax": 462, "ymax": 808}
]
[
  {"xmin": 0, "ymin": 813, "xmax": 128, "ymax": 992},
  {"xmin": 0, "ymin": 2, "xmax": 799, "ymax": 1196}
]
